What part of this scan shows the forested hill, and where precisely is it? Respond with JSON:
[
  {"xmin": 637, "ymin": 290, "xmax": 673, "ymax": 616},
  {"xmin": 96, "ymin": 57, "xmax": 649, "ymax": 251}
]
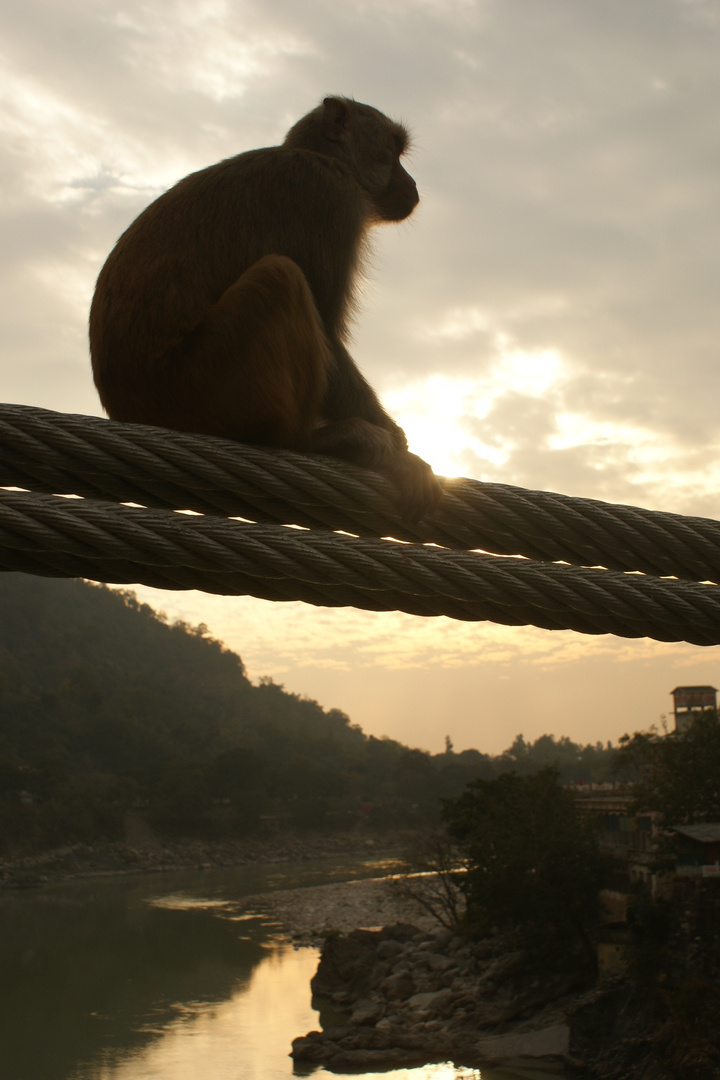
[{"xmin": 0, "ymin": 574, "xmax": 614, "ymax": 851}]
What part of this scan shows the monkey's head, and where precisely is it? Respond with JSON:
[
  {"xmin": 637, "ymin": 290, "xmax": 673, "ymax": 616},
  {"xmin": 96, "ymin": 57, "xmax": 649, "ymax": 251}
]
[{"xmin": 284, "ymin": 97, "xmax": 419, "ymax": 224}]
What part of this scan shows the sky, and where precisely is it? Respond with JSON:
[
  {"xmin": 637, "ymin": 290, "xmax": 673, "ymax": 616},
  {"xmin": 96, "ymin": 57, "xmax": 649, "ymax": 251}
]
[{"xmin": 1, "ymin": 0, "xmax": 719, "ymax": 754}]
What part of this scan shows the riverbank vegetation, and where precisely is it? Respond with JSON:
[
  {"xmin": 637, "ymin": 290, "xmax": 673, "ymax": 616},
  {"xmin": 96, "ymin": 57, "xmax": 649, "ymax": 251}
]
[
  {"xmin": 444, "ymin": 768, "xmax": 605, "ymax": 963},
  {"xmin": 4, "ymin": 573, "xmax": 720, "ymax": 1075},
  {"xmin": 298, "ymin": 739, "xmax": 720, "ymax": 1079},
  {"xmin": 1, "ymin": 573, "xmax": 616, "ymax": 854},
  {"xmin": 391, "ymin": 718, "xmax": 720, "ymax": 1078}
]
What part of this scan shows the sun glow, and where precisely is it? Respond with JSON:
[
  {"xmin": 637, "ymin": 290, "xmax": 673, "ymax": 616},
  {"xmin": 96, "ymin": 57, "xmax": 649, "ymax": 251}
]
[
  {"xmin": 384, "ymin": 374, "xmax": 500, "ymax": 476},
  {"xmin": 494, "ymin": 346, "xmax": 562, "ymax": 397},
  {"xmin": 384, "ymin": 347, "xmax": 565, "ymax": 476}
]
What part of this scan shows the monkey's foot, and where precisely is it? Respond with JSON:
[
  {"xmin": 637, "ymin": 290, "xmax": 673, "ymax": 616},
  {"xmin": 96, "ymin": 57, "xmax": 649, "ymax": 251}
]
[{"xmin": 384, "ymin": 450, "xmax": 442, "ymax": 523}]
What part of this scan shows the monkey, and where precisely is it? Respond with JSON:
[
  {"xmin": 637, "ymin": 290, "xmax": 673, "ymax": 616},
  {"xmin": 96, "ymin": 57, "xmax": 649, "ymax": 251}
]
[{"xmin": 89, "ymin": 96, "xmax": 441, "ymax": 521}]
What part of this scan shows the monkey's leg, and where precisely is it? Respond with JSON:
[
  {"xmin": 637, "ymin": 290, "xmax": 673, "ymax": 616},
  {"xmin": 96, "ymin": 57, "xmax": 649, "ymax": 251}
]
[
  {"xmin": 308, "ymin": 344, "xmax": 442, "ymax": 520},
  {"xmin": 311, "ymin": 417, "xmax": 400, "ymax": 466},
  {"xmin": 161, "ymin": 254, "xmax": 330, "ymax": 446}
]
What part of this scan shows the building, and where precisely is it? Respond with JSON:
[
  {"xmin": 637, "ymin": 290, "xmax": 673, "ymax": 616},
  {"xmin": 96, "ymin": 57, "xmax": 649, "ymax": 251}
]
[
  {"xmin": 671, "ymin": 685, "xmax": 717, "ymax": 733},
  {"xmin": 574, "ymin": 787, "xmax": 657, "ymax": 918},
  {"xmin": 669, "ymin": 823, "xmax": 720, "ymax": 880}
]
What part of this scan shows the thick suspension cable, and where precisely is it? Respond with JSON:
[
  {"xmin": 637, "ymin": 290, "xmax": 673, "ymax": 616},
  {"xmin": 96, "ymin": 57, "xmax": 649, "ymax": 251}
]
[{"xmin": 1, "ymin": 403, "xmax": 718, "ymax": 645}]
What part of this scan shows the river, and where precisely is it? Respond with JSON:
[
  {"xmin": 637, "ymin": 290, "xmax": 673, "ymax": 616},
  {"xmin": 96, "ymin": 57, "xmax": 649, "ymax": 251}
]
[{"xmin": 0, "ymin": 858, "xmax": 557, "ymax": 1080}]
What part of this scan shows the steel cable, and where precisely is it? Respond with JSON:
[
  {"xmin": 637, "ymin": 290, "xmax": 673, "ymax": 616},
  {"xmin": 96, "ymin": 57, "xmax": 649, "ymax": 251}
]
[{"xmin": 1, "ymin": 403, "xmax": 719, "ymax": 644}]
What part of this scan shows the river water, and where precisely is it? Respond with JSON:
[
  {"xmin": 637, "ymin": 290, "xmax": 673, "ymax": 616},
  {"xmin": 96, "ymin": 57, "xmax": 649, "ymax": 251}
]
[{"xmin": 0, "ymin": 858, "xmax": 556, "ymax": 1080}]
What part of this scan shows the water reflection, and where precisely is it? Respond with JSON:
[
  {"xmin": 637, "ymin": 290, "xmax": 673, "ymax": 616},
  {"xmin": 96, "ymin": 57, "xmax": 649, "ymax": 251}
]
[
  {"xmin": 69, "ymin": 947, "xmax": 319, "ymax": 1080},
  {"xmin": 0, "ymin": 876, "xmax": 267, "ymax": 1080},
  {"xmin": 0, "ymin": 863, "xmax": 560, "ymax": 1080}
]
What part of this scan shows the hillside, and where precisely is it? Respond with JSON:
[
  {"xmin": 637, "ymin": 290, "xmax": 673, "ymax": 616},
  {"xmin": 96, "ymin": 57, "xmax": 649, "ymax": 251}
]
[{"xmin": 0, "ymin": 574, "xmax": 614, "ymax": 852}]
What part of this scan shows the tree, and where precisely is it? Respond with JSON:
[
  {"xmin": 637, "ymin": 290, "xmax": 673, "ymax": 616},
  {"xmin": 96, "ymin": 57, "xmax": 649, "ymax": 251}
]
[
  {"xmin": 617, "ymin": 710, "xmax": 720, "ymax": 826},
  {"xmin": 389, "ymin": 825, "xmax": 467, "ymax": 932},
  {"xmin": 443, "ymin": 768, "xmax": 604, "ymax": 959}
]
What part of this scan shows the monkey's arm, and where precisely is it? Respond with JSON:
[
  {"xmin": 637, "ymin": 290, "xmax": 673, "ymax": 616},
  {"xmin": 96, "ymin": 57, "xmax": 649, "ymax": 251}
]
[
  {"xmin": 313, "ymin": 341, "xmax": 441, "ymax": 521},
  {"xmin": 320, "ymin": 341, "xmax": 406, "ymax": 445}
]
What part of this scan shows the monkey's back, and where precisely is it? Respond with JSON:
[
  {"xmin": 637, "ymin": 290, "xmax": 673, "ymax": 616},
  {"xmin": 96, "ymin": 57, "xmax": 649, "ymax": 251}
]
[{"xmin": 90, "ymin": 146, "xmax": 367, "ymax": 381}]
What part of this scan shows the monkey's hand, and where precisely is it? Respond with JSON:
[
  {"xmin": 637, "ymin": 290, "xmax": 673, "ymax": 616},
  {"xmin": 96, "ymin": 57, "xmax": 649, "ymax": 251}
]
[
  {"xmin": 384, "ymin": 450, "xmax": 443, "ymax": 523},
  {"xmin": 386, "ymin": 420, "xmax": 409, "ymax": 453},
  {"xmin": 311, "ymin": 419, "xmax": 441, "ymax": 522}
]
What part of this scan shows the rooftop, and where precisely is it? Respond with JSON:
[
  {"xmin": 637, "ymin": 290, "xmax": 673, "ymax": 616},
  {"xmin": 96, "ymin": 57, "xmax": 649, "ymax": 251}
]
[
  {"xmin": 670, "ymin": 823, "xmax": 720, "ymax": 844},
  {"xmin": 671, "ymin": 685, "xmax": 717, "ymax": 694}
]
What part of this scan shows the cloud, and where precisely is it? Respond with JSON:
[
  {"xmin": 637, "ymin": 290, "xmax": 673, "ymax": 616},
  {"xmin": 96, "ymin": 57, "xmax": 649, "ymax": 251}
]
[
  {"xmin": 1, "ymin": 0, "xmax": 719, "ymax": 748},
  {"xmin": 125, "ymin": 583, "xmax": 720, "ymax": 755}
]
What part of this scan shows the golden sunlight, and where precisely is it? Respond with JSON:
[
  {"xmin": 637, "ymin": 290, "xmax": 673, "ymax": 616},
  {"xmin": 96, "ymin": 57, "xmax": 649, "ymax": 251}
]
[
  {"xmin": 384, "ymin": 347, "xmax": 564, "ymax": 476},
  {"xmin": 385, "ymin": 374, "xmax": 498, "ymax": 475},
  {"xmin": 494, "ymin": 346, "xmax": 563, "ymax": 397}
]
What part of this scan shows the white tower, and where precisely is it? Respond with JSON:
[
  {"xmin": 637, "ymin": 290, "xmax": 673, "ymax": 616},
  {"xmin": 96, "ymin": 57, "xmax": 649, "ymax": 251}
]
[{"xmin": 671, "ymin": 685, "xmax": 717, "ymax": 733}]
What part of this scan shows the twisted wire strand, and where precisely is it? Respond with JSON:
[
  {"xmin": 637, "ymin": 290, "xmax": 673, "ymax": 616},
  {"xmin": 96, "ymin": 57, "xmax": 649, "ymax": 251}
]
[
  {"xmin": 2, "ymin": 402, "xmax": 720, "ymax": 645},
  {"xmin": 1, "ymin": 403, "xmax": 719, "ymax": 583},
  {"xmin": 1, "ymin": 488, "xmax": 719, "ymax": 645}
]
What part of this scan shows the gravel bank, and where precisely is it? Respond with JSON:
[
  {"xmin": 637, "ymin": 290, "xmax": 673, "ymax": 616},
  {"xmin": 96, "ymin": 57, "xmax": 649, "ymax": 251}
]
[
  {"xmin": 239, "ymin": 875, "xmax": 435, "ymax": 945},
  {"xmin": 0, "ymin": 830, "xmax": 412, "ymax": 889}
]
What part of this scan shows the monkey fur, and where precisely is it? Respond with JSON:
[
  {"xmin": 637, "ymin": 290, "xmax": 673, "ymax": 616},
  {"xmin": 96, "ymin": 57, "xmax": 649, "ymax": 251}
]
[{"xmin": 90, "ymin": 97, "xmax": 440, "ymax": 520}]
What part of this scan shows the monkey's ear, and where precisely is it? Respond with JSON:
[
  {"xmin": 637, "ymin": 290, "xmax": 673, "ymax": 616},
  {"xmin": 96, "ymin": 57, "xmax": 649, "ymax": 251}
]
[{"xmin": 321, "ymin": 97, "xmax": 351, "ymax": 141}]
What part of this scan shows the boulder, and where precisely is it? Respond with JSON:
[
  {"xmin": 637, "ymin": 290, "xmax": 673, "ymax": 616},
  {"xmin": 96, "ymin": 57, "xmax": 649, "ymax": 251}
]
[
  {"xmin": 427, "ymin": 953, "xmax": 453, "ymax": 972},
  {"xmin": 349, "ymin": 999, "xmax": 384, "ymax": 1026},
  {"xmin": 476, "ymin": 1023, "xmax": 570, "ymax": 1063},
  {"xmin": 407, "ymin": 989, "xmax": 452, "ymax": 1013},
  {"xmin": 379, "ymin": 971, "xmax": 415, "ymax": 1000},
  {"xmin": 327, "ymin": 1046, "xmax": 422, "ymax": 1071},
  {"xmin": 407, "ymin": 991, "xmax": 440, "ymax": 1010},
  {"xmin": 310, "ymin": 925, "xmax": 416, "ymax": 1000},
  {"xmin": 377, "ymin": 939, "xmax": 405, "ymax": 961}
]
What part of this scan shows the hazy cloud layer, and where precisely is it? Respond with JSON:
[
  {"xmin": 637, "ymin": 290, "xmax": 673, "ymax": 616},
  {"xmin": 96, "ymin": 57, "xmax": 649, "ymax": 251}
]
[
  {"xmin": 2, "ymin": 0, "xmax": 719, "ymax": 748},
  {"xmin": 129, "ymin": 584, "xmax": 720, "ymax": 754}
]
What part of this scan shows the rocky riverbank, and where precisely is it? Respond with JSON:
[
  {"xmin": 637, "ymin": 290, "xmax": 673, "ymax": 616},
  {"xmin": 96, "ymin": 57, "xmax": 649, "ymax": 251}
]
[
  {"xmin": 232, "ymin": 871, "xmax": 591, "ymax": 1072},
  {"xmin": 291, "ymin": 921, "xmax": 596, "ymax": 1073},
  {"xmin": 6, "ymin": 837, "xmax": 716, "ymax": 1077},
  {"xmin": 284, "ymin": 883, "xmax": 720, "ymax": 1079}
]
